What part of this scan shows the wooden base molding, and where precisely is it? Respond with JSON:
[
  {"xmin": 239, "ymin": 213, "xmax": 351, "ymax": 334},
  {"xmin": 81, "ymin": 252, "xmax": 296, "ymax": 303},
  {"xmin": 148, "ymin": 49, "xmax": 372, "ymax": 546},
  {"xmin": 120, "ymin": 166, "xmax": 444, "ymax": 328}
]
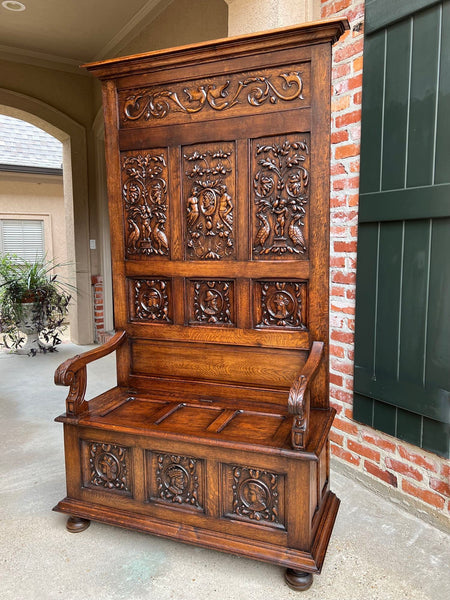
[{"xmin": 54, "ymin": 491, "xmax": 339, "ymax": 573}]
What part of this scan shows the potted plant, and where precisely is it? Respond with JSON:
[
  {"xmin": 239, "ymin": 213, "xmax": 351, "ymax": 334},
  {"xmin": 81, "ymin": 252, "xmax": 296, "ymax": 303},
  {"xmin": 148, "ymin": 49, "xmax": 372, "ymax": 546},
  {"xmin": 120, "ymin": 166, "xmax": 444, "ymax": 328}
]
[{"xmin": 0, "ymin": 253, "xmax": 72, "ymax": 355}]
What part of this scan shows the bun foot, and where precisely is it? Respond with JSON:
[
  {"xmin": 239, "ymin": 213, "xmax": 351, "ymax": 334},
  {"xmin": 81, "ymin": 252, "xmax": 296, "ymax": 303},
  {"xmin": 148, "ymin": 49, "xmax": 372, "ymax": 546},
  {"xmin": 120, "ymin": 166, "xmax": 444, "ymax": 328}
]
[
  {"xmin": 285, "ymin": 568, "xmax": 313, "ymax": 591},
  {"xmin": 66, "ymin": 516, "xmax": 90, "ymax": 533}
]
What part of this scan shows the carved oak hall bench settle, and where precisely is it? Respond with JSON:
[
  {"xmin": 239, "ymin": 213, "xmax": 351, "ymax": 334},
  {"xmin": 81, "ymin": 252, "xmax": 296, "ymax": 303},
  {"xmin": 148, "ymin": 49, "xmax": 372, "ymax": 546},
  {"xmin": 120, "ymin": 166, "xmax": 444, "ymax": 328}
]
[{"xmin": 53, "ymin": 18, "xmax": 348, "ymax": 591}]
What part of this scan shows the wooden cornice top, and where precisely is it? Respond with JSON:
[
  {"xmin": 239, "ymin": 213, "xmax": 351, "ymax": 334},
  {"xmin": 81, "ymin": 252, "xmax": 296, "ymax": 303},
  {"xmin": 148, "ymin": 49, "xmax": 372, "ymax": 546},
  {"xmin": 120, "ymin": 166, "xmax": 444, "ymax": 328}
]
[{"xmin": 83, "ymin": 18, "xmax": 349, "ymax": 79}]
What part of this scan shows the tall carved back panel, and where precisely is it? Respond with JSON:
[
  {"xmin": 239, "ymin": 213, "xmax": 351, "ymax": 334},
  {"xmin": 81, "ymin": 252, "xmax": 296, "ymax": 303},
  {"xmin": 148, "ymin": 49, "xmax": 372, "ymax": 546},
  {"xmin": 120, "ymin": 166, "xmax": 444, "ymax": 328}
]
[{"xmin": 88, "ymin": 22, "xmax": 345, "ymax": 409}]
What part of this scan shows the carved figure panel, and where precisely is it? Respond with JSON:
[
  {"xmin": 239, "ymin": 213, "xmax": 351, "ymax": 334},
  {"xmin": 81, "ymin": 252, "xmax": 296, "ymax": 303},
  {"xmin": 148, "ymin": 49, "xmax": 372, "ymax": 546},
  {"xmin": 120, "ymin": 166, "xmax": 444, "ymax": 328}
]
[
  {"xmin": 189, "ymin": 280, "xmax": 235, "ymax": 325},
  {"xmin": 119, "ymin": 65, "xmax": 309, "ymax": 127},
  {"xmin": 85, "ymin": 442, "xmax": 131, "ymax": 494},
  {"xmin": 129, "ymin": 278, "xmax": 172, "ymax": 323},
  {"xmin": 252, "ymin": 136, "xmax": 310, "ymax": 259},
  {"xmin": 121, "ymin": 150, "xmax": 169, "ymax": 258},
  {"xmin": 183, "ymin": 142, "xmax": 235, "ymax": 260},
  {"xmin": 148, "ymin": 452, "xmax": 204, "ymax": 511},
  {"xmin": 254, "ymin": 281, "xmax": 307, "ymax": 329},
  {"xmin": 222, "ymin": 464, "xmax": 285, "ymax": 529}
]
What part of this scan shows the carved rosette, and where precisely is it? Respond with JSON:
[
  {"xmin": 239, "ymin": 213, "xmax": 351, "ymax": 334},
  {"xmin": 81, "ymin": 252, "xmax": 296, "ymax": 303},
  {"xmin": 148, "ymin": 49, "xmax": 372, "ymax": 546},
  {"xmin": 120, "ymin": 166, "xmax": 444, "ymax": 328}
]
[
  {"xmin": 252, "ymin": 137, "xmax": 309, "ymax": 259},
  {"xmin": 255, "ymin": 281, "xmax": 306, "ymax": 329},
  {"xmin": 183, "ymin": 143, "xmax": 235, "ymax": 260},
  {"xmin": 121, "ymin": 70, "xmax": 304, "ymax": 124},
  {"xmin": 131, "ymin": 278, "xmax": 172, "ymax": 322},
  {"xmin": 88, "ymin": 442, "xmax": 130, "ymax": 492},
  {"xmin": 155, "ymin": 453, "xmax": 202, "ymax": 509},
  {"xmin": 190, "ymin": 280, "xmax": 234, "ymax": 325},
  {"xmin": 231, "ymin": 467, "xmax": 280, "ymax": 524},
  {"xmin": 121, "ymin": 151, "xmax": 169, "ymax": 257}
]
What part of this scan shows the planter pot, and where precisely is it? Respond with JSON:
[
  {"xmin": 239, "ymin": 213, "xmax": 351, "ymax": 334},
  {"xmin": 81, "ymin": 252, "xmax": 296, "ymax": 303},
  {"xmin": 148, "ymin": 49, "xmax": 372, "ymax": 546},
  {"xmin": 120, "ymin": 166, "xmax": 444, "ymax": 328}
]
[{"xmin": 16, "ymin": 302, "xmax": 51, "ymax": 355}]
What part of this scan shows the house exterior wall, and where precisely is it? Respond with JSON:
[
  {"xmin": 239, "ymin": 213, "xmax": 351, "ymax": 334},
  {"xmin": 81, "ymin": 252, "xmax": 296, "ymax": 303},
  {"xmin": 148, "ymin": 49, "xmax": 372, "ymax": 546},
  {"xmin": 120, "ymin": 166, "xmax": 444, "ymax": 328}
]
[
  {"xmin": 0, "ymin": 171, "xmax": 69, "ymax": 279},
  {"xmin": 321, "ymin": 0, "xmax": 449, "ymax": 530},
  {"xmin": 114, "ymin": 0, "xmax": 228, "ymax": 58}
]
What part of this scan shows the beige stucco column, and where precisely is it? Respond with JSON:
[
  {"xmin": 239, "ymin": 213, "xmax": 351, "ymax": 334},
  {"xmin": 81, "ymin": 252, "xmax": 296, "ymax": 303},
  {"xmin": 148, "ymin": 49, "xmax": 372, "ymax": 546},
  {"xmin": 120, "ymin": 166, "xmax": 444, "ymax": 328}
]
[{"xmin": 225, "ymin": 0, "xmax": 321, "ymax": 36}]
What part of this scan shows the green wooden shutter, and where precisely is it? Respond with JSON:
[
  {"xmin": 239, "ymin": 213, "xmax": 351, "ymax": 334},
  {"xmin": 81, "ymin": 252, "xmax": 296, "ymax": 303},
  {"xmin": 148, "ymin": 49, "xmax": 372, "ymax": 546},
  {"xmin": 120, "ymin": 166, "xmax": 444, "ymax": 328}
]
[{"xmin": 354, "ymin": 0, "xmax": 450, "ymax": 458}]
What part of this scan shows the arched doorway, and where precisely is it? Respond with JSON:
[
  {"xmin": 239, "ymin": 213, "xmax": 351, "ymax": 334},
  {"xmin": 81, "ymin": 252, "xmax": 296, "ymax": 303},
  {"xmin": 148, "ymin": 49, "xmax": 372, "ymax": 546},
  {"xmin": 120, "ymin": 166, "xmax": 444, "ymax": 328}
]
[{"xmin": 0, "ymin": 88, "xmax": 94, "ymax": 344}]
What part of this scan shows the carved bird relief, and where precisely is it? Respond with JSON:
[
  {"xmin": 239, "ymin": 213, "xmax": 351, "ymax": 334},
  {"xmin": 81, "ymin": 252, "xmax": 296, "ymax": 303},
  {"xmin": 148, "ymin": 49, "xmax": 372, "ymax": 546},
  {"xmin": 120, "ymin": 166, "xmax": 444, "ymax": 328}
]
[
  {"xmin": 252, "ymin": 139, "xmax": 309, "ymax": 257},
  {"xmin": 127, "ymin": 217, "xmax": 141, "ymax": 252},
  {"xmin": 288, "ymin": 214, "xmax": 306, "ymax": 251},
  {"xmin": 254, "ymin": 211, "xmax": 270, "ymax": 250},
  {"xmin": 152, "ymin": 218, "xmax": 169, "ymax": 253},
  {"xmin": 121, "ymin": 153, "xmax": 169, "ymax": 257}
]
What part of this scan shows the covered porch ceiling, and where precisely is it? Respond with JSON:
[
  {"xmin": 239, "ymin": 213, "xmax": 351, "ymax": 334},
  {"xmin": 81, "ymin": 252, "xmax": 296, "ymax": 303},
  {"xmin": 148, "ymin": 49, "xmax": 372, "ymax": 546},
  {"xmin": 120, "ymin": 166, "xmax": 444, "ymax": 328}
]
[{"xmin": 0, "ymin": 0, "xmax": 171, "ymax": 65}]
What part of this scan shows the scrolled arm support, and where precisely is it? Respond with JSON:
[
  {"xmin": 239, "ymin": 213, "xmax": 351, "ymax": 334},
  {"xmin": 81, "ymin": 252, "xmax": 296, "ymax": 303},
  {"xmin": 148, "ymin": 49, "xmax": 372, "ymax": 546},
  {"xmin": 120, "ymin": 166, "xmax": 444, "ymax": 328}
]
[
  {"xmin": 54, "ymin": 330, "xmax": 127, "ymax": 417},
  {"xmin": 288, "ymin": 341, "xmax": 324, "ymax": 450}
]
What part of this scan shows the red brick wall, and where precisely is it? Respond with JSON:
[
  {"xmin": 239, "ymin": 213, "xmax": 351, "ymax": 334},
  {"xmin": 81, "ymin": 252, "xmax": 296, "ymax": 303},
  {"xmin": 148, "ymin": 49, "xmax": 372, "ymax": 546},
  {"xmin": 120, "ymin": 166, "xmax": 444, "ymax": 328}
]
[
  {"xmin": 91, "ymin": 275, "xmax": 106, "ymax": 343},
  {"xmin": 322, "ymin": 0, "xmax": 449, "ymax": 523}
]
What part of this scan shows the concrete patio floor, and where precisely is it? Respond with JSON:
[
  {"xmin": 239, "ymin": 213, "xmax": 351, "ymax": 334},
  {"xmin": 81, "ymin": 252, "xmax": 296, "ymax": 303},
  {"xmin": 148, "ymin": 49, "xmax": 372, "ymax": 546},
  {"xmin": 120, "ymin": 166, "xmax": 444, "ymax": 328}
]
[{"xmin": 1, "ymin": 342, "xmax": 449, "ymax": 600}]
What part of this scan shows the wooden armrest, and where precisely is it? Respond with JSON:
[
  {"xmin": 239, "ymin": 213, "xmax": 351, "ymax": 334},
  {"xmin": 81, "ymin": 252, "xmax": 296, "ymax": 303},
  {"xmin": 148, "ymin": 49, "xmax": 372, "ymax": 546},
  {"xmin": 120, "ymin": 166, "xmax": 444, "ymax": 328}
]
[
  {"xmin": 288, "ymin": 341, "xmax": 324, "ymax": 450},
  {"xmin": 54, "ymin": 330, "xmax": 127, "ymax": 416}
]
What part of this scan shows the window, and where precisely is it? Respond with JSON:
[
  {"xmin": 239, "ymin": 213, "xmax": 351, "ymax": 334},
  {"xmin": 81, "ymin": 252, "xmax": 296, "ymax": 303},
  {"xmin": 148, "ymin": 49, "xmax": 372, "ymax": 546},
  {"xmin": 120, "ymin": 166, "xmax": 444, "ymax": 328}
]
[{"xmin": 0, "ymin": 218, "xmax": 45, "ymax": 261}]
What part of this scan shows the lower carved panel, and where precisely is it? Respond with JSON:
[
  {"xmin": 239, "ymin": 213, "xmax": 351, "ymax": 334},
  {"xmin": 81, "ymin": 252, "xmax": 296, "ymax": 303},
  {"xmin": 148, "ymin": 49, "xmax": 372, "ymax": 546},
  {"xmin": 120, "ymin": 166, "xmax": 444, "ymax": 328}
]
[
  {"xmin": 129, "ymin": 278, "xmax": 172, "ymax": 323},
  {"xmin": 148, "ymin": 452, "xmax": 204, "ymax": 512},
  {"xmin": 188, "ymin": 279, "xmax": 235, "ymax": 325},
  {"xmin": 254, "ymin": 280, "xmax": 307, "ymax": 330},
  {"xmin": 222, "ymin": 464, "xmax": 285, "ymax": 529},
  {"xmin": 82, "ymin": 441, "xmax": 132, "ymax": 495}
]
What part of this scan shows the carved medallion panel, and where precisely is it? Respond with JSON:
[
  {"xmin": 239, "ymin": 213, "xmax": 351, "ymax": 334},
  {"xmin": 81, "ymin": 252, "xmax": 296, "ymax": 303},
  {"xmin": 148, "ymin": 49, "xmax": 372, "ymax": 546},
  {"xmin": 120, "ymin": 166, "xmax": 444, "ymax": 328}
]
[
  {"xmin": 222, "ymin": 464, "xmax": 285, "ymax": 529},
  {"xmin": 121, "ymin": 150, "xmax": 170, "ymax": 258},
  {"xmin": 119, "ymin": 64, "xmax": 310, "ymax": 128},
  {"xmin": 128, "ymin": 278, "xmax": 172, "ymax": 323},
  {"xmin": 183, "ymin": 142, "xmax": 236, "ymax": 260},
  {"xmin": 254, "ymin": 280, "xmax": 307, "ymax": 330},
  {"xmin": 251, "ymin": 135, "xmax": 310, "ymax": 260},
  {"xmin": 188, "ymin": 280, "xmax": 235, "ymax": 326},
  {"xmin": 147, "ymin": 452, "xmax": 204, "ymax": 512},
  {"xmin": 82, "ymin": 441, "xmax": 132, "ymax": 495}
]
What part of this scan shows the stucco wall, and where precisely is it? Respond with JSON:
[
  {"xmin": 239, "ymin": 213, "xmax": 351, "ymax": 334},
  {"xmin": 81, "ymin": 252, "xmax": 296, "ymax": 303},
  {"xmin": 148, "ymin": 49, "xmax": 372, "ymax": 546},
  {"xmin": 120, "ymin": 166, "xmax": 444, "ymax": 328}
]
[
  {"xmin": 0, "ymin": 171, "xmax": 68, "ymax": 280},
  {"xmin": 114, "ymin": 0, "xmax": 228, "ymax": 58}
]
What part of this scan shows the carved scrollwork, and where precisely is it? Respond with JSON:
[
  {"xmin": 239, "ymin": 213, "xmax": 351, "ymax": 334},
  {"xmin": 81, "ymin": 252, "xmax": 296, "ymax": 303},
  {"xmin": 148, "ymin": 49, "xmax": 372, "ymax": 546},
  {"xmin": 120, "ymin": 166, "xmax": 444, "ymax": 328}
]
[
  {"xmin": 287, "ymin": 341, "xmax": 324, "ymax": 450},
  {"xmin": 89, "ymin": 442, "xmax": 130, "ymax": 492},
  {"xmin": 252, "ymin": 138, "xmax": 309, "ymax": 258},
  {"xmin": 122, "ymin": 71, "xmax": 304, "ymax": 122},
  {"xmin": 256, "ymin": 281, "xmax": 306, "ymax": 329},
  {"xmin": 289, "ymin": 375, "xmax": 308, "ymax": 449},
  {"xmin": 232, "ymin": 466, "xmax": 280, "ymax": 524},
  {"xmin": 64, "ymin": 367, "xmax": 87, "ymax": 415},
  {"xmin": 184, "ymin": 144, "xmax": 235, "ymax": 260},
  {"xmin": 121, "ymin": 152, "xmax": 169, "ymax": 257},
  {"xmin": 155, "ymin": 453, "xmax": 202, "ymax": 509},
  {"xmin": 191, "ymin": 280, "xmax": 234, "ymax": 325},
  {"xmin": 131, "ymin": 278, "xmax": 171, "ymax": 322}
]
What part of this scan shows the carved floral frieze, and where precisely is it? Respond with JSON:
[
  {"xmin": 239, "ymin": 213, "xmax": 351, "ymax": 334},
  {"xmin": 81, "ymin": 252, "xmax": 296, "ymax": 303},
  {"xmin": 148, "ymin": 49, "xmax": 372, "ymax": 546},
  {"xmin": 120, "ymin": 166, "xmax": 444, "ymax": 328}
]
[
  {"xmin": 121, "ymin": 151, "xmax": 169, "ymax": 257},
  {"xmin": 252, "ymin": 137, "xmax": 309, "ymax": 259},
  {"xmin": 184, "ymin": 143, "xmax": 235, "ymax": 260},
  {"xmin": 121, "ymin": 70, "xmax": 304, "ymax": 124}
]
